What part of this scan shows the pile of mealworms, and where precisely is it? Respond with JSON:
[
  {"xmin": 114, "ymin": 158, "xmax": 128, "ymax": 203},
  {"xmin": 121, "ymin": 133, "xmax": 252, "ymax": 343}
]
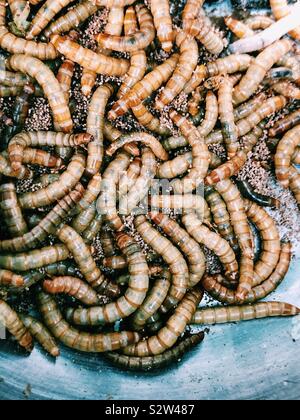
[{"xmin": 0, "ymin": 0, "xmax": 300, "ymax": 372}]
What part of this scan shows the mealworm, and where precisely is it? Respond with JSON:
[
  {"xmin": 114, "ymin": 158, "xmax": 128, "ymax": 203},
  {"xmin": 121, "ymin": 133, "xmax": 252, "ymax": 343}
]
[
  {"xmin": 289, "ymin": 165, "xmax": 300, "ymax": 205},
  {"xmin": 37, "ymin": 291, "xmax": 140, "ymax": 353},
  {"xmin": 98, "ymin": 152, "xmax": 131, "ymax": 231},
  {"xmin": 118, "ymin": 148, "xmax": 156, "ymax": 216},
  {"xmin": 66, "ymin": 232, "xmax": 149, "ymax": 326},
  {"xmin": 237, "ymin": 180, "xmax": 280, "ymax": 208},
  {"xmin": 123, "ymin": 288, "xmax": 203, "ymax": 357},
  {"xmin": 271, "ymin": 81, "xmax": 300, "ymax": 99},
  {"xmin": 233, "ymin": 92, "xmax": 267, "ymax": 121},
  {"xmin": 197, "ymin": 91, "xmax": 218, "ymax": 137},
  {"xmin": 192, "ymin": 301, "xmax": 300, "ymax": 325},
  {"xmin": 72, "ymin": 203, "xmax": 96, "ymax": 234},
  {"xmin": 188, "ymin": 86, "xmax": 204, "ymax": 117},
  {"xmin": 76, "ymin": 173, "xmax": 102, "ymax": 214},
  {"xmin": 50, "ymin": 35, "xmax": 129, "ymax": 77},
  {"xmin": 245, "ymin": 200, "xmax": 281, "ymax": 287},
  {"xmin": 225, "ymin": 16, "xmax": 254, "ymax": 38},
  {"xmin": 57, "ymin": 59, "xmax": 75, "ymax": 103},
  {"xmin": 103, "ymin": 255, "xmax": 128, "ymax": 270},
  {"xmin": 131, "ymin": 103, "xmax": 171, "ymax": 137},
  {"xmin": 0, "ymin": 243, "xmax": 69, "ymax": 272},
  {"xmin": 183, "ymin": 64, "xmax": 207, "ymax": 95},
  {"xmin": 202, "ymin": 241, "xmax": 292, "ymax": 305},
  {"xmin": 0, "ymin": 300, "xmax": 32, "ymax": 351},
  {"xmin": 205, "ymin": 186, "xmax": 239, "ymax": 253},
  {"xmin": 292, "ymin": 148, "xmax": 300, "ymax": 165},
  {"xmin": 86, "ymin": 84, "xmax": 113, "ymax": 178},
  {"xmin": 8, "ymin": 0, "xmax": 30, "ymax": 32},
  {"xmin": 161, "ymin": 135, "xmax": 188, "ymax": 152},
  {"xmin": 145, "ymin": 313, "xmax": 165, "ymax": 335},
  {"xmin": 0, "ymin": 269, "xmax": 24, "ymax": 288},
  {"xmin": 0, "ymin": 85, "xmax": 41, "ymax": 97},
  {"xmin": 156, "ymin": 152, "xmax": 193, "ymax": 179},
  {"xmin": 26, "ymin": 0, "xmax": 75, "ymax": 40},
  {"xmin": 92, "ymin": 0, "xmax": 137, "ymax": 6},
  {"xmin": 44, "ymin": 0, "xmax": 98, "ymax": 38},
  {"xmin": 104, "ymin": 121, "xmax": 140, "ymax": 156},
  {"xmin": 35, "ymin": 173, "xmax": 61, "ymax": 188},
  {"xmin": 26, "ymin": 214, "xmax": 44, "ymax": 229},
  {"xmin": 0, "ymin": 182, "xmax": 28, "ymax": 237},
  {"xmin": 20, "ymin": 314, "xmax": 60, "ymax": 357},
  {"xmin": 0, "ymin": 69, "xmax": 30, "ymax": 87},
  {"xmin": 149, "ymin": 194, "xmax": 210, "ymax": 224},
  {"xmin": 155, "ymin": 31, "xmax": 198, "ymax": 110},
  {"xmin": 150, "ymin": 212, "xmax": 206, "ymax": 288},
  {"xmin": 44, "ymin": 260, "xmax": 78, "ymax": 278},
  {"xmin": 270, "ymin": 0, "xmax": 300, "ymax": 40},
  {"xmin": 206, "ymin": 96, "xmax": 287, "ymax": 145},
  {"xmin": 169, "ymin": 110, "xmax": 210, "ymax": 193},
  {"xmin": 150, "ymin": 0, "xmax": 173, "ymax": 52},
  {"xmin": 81, "ymin": 69, "xmax": 97, "ymax": 97},
  {"xmin": 134, "ymin": 215, "xmax": 188, "ymax": 313},
  {"xmin": 7, "ymin": 54, "xmax": 73, "ymax": 132},
  {"xmin": 108, "ymin": 54, "xmax": 179, "ymax": 119},
  {"xmin": 43, "ymin": 276, "xmax": 100, "ymax": 306},
  {"xmin": 118, "ymin": 157, "xmax": 141, "ymax": 197},
  {"xmin": 95, "ymin": 4, "xmax": 155, "ymax": 52},
  {"xmin": 277, "ymin": 53, "xmax": 300, "ymax": 82},
  {"xmin": 106, "ymin": 132, "xmax": 168, "ymax": 161},
  {"xmin": 269, "ymin": 109, "xmax": 300, "ymax": 137},
  {"xmin": 22, "ymin": 149, "xmax": 63, "ymax": 168},
  {"xmin": 245, "ymin": 15, "xmax": 274, "ymax": 30},
  {"xmin": 117, "ymin": 7, "xmax": 147, "ymax": 99},
  {"xmin": 19, "ymin": 153, "xmax": 86, "ymax": 209},
  {"xmin": 0, "ymin": 0, "xmax": 58, "ymax": 60},
  {"xmin": 0, "ymin": 154, "xmax": 32, "ymax": 179},
  {"xmin": 130, "ymin": 269, "xmax": 171, "ymax": 331},
  {"xmin": 82, "ymin": 213, "xmax": 103, "ymax": 245},
  {"xmin": 100, "ymin": 227, "xmax": 117, "ymax": 257},
  {"xmin": 218, "ymin": 76, "xmax": 239, "ymax": 159},
  {"xmin": 188, "ymin": 13, "xmax": 224, "ymax": 55},
  {"xmin": 233, "ymin": 39, "xmax": 292, "ymax": 105},
  {"xmin": 275, "ymin": 124, "xmax": 300, "ymax": 188},
  {"xmin": 182, "ymin": 0, "xmax": 204, "ymax": 30},
  {"xmin": 105, "ymin": 332, "xmax": 205, "ymax": 372}
]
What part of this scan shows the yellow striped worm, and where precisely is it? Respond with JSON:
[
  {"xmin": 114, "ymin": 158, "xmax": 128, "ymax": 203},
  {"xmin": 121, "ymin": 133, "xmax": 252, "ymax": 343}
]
[
  {"xmin": 22, "ymin": 149, "xmax": 63, "ymax": 168},
  {"xmin": 182, "ymin": 0, "xmax": 204, "ymax": 30},
  {"xmin": 0, "ymin": 269, "xmax": 24, "ymax": 288},
  {"xmin": 275, "ymin": 124, "xmax": 300, "ymax": 188},
  {"xmin": 0, "ymin": 300, "xmax": 33, "ymax": 351},
  {"xmin": 75, "ymin": 173, "xmax": 102, "ymax": 214},
  {"xmin": 104, "ymin": 121, "xmax": 140, "ymax": 156},
  {"xmin": 8, "ymin": 0, "xmax": 30, "ymax": 32},
  {"xmin": 233, "ymin": 92, "xmax": 267, "ymax": 121},
  {"xmin": 72, "ymin": 203, "xmax": 96, "ymax": 234},
  {"xmin": 188, "ymin": 13, "xmax": 224, "ymax": 55},
  {"xmin": 150, "ymin": 0, "xmax": 173, "ymax": 52},
  {"xmin": 37, "ymin": 291, "xmax": 140, "ymax": 353},
  {"xmin": 131, "ymin": 103, "xmax": 171, "ymax": 136},
  {"xmin": 225, "ymin": 16, "xmax": 254, "ymax": 38},
  {"xmin": 118, "ymin": 157, "xmax": 141, "ymax": 197},
  {"xmin": 0, "ymin": 154, "xmax": 32, "ymax": 179},
  {"xmin": 269, "ymin": 109, "xmax": 300, "ymax": 137},
  {"xmin": 82, "ymin": 213, "xmax": 103, "ymax": 245},
  {"xmin": 271, "ymin": 81, "xmax": 300, "ymax": 100},
  {"xmin": 57, "ymin": 59, "xmax": 75, "ymax": 103},
  {"xmin": 0, "ymin": 182, "xmax": 28, "ymax": 237},
  {"xmin": 289, "ymin": 166, "xmax": 300, "ymax": 205}
]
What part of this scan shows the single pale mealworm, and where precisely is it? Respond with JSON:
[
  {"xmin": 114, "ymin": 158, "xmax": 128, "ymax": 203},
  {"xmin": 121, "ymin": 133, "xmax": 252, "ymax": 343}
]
[
  {"xmin": 150, "ymin": 0, "xmax": 173, "ymax": 52},
  {"xmin": 237, "ymin": 180, "xmax": 280, "ymax": 208},
  {"xmin": 225, "ymin": 16, "xmax": 255, "ymax": 38},
  {"xmin": 57, "ymin": 59, "xmax": 75, "ymax": 103},
  {"xmin": 8, "ymin": 0, "xmax": 30, "ymax": 32},
  {"xmin": 275, "ymin": 124, "xmax": 300, "ymax": 188},
  {"xmin": 270, "ymin": 0, "xmax": 300, "ymax": 40},
  {"xmin": 0, "ymin": 182, "xmax": 28, "ymax": 237},
  {"xmin": 0, "ymin": 269, "xmax": 24, "ymax": 288},
  {"xmin": 269, "ymin": 109, "xmax": 300, "ymax": 137}
]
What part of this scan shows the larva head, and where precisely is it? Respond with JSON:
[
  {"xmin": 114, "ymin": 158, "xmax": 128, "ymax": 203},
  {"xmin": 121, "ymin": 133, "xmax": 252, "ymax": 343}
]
[
  {"xmin": 116, "ymin": 232, "xmax": 132, "ymax": 250},
  {"xmin": 74, "ymin": 133, "xmax": 93, "ymax": 145}
]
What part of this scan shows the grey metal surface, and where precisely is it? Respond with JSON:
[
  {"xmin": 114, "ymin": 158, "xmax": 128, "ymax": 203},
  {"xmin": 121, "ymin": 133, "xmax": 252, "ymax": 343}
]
[{"xmin": 0, "ymin": 255, "xmax": 299, "ymax": 400}]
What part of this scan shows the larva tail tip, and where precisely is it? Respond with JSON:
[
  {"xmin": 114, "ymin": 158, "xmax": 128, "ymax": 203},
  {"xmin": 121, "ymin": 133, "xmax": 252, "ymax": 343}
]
[{"xmin": 51, "ymin": 348, "xmax": 60, "ymax": 358}]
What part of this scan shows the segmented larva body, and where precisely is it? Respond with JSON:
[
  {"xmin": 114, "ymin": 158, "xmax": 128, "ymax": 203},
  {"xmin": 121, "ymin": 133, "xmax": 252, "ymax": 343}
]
[
  {"xmin": 0, "ymin": 183, "xmax": 28, "ymax": 237},
  {"xmin": 269, "ymin": 109, "xmax": 300, "ymax": 137},
  {"xmin": 22, "ymin": 148, "xmax": 63, "ymax": 168},
  {"xmin": 225, "ymin": 16, "xmax": 254, "ymax": 38},
  {"xmin": 106, "ymin": 332, "xmax": 205, "ymax": 372},
  {"xmin": 131, "ymin": 103, "xmax": 171, "ymax": 137},
  {"xmin": 183, "ymin": 64, "xmax": 207, "ymax": 95},
  {"xmin": 50, "ymin": 35, "xmax": 129, "ymax": 77},
  {"xmin": 157, "ymin": 152, "xmax": 193, "ymax": 179},
  {"xmin": 161, "ymin": 135, "xmax": 188, "ymax": 152},
  {"xmin": 44, "ymin": 0, "xmax": 99, "ymax": 38},
  {"xmin": 0, "ymin": 269, "xmax": 24, "ymax": 288},
  {"xmin": 86, "ymin": 84, "xmax": 114, "ymax": 178},
  {"xmin": 95, "ymin": 4, "xmax": 155, "ymax": 52},
  {"xmin": 123, "ymin": 288, "xmax": 203, "ymax": 357},
  {"xmin": 0, "ymin": 69, "xmax": 30, "ymax": 87},
  {"xmin": 37, "ymin": 292, "xmax": 140, "ymax": 353},
  {"xmin": 192, "ymin": 301, "xmax": 300, "ymax": 325},
  {"xmin": 218, "ymin": 76, "xmax": 239, "ymax": 159},
  {"xmin": 277, "ymin": 53, "xmax": 300, "ymax": 83},
  {"xmin": 234, "ymin": 92, "xmax": 267, "ymax": 121},
  {"xmin": 245, "ymin": 15, "xmax": 274, "ymax": 30},
  {"xmin": 19, "ymin": 153, "xmax": 86, "ymax": 209},
  {"xmin": 270, "ymin": 0, "xmax": 300, "ymax": 40},
  {"xmin": 8, "ymin": 131, "xmax": 90, "ymax": 174},
  {"xmin": 169, "ymin": 110, "xmax": 210, "ymax": 193},
  {"xmin": 104, "ymin": 121, "xmax": 140, "ymax": 156},
  {"xmin": 106, "ymin": 132, "xmax": 168, "ymax": 161},
  {"xmin": 275, "ymin": 124, "xmax": 300, "ymax": 188},
  {"xmin": 245, "ymin": 200, "xmax": 281, "ymax": 287},
  {"xmin": 82, "ymin": 213, "xmax": 103, "ymax": 245},
  {"xmin": 188, "ymin": 86, "xmax": 204, "ymax": 117},
  {"xmin": 103, "ymin": 255, "xmax": 128, "ymax": 270},
  {"xmin": 233, "ymin": 39, "xmax": 292, "ymax": 105},
  {"xmin": 188, "ymin": 13, "xmax": 225, "ymax": 55},
  {"xmin": 8, "ymin": 0, "xmax": 30, "ymax": 32},
  {"xmin": 237, "ymin": 180, "xmax": 280, "ymax": 208},
  {"xmin": 98, "ymin": 152, "xmax": 131, "ymax": 231},
  {"xmin": 57, "ymin": 59, "xmax": 75, "ymax": 103},
  {"xmin": 100, "ymin": 227, "xmax": 117, "ymax": 257},
  {"xmin": 0, "ymin": 86, "xmax": 36, "ymax": 98},
  {"xmin": 72, "ymin": 203, "xmax": 96, "ymax": 234},
  {"xmin": 182, "ymin": 0, "xmax": 204, "ymax": 30},
  {"xmin": 150, "ymin": 213, "xmax": 206, "ymax": 288},
  {"xmin": 119, "ymin": 157, "xmax": 141, "ymax": 197},
  {"xmin": 93, "ymin": 0, "xmax": 138, "ymax": 6},
  {"xmin": 272, "ymin": 81, "xmax": 300, "ymax": 100},
  {"xmin": 76, "ymin": 173, "xmax": 102, "ymax": 214},
  {"xmin": 81, "ymin": 69, "xmax": 97, "ymax": 97},
  {"xmin": 206, "ymin": 151, "xmax": 249, "ymax": 185},
  {"xmin": 150, "ymin": 0, "xmax": 173, "ymax": 52},
  {"xmin": 289, "ymin": 166, "xmax": 300, "ymax": 205},
  {"xmin": 0, "ymin": 0, "xmax": 58, "ymax": 60},
  {"xmin": 26, "ymin": 0, "xmax": 75, "ymax": 40},
  {"xmin": 134, "ymin": 215, "xmax": 189, "ymax": 313},
  {"xmin": 155, "ymin": 31, "xmax": 198, "ymax": 110},
  {"xmin": 66, "ymin": 233, "xmax": 149, "ymax": 326},
  {"xmin": 0, "ymin": 154, "xmax": 32, "ymax": 179},
  {"xmin": 119, "ymin": 148, "xmax": 156, "ymax": 216},
  {"xmin": 0, "ymin": 300, "xmax": 33, "ymax": 351},
  {"xmin": 7, "ymin": 54, "xmax": 73, "ymax": 133},
  {"xmin": 43, "ymin": 276, "xmax": 100, "ymax": 306},
  {"xmin": 102, "ymin": 6, "xmax": 124, "ymax": 43},
  {"xmin": 130, "ymin": 269, "xmax": 171, "ymax": 331},
  {"xmin": 198, "ymin": 91, "xmax": 218, "ymax": 137},
  {"xmin": 0, "ymin": 185, "xmax": 84, "ymax": 253},
  {"xmin": 202, "ymin": 241, "xmax": 292, "ymax": 305},
  {"xmin": 20, "ymin": 315, "xmax": 60, "ymax": 357},
  {"xmin": 205, "ymin": 186, "xmax": 239, "ymax": 253},
  {"xmin": 108, "ymin": 54, "xmax": 179, "ymax": 119}
]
